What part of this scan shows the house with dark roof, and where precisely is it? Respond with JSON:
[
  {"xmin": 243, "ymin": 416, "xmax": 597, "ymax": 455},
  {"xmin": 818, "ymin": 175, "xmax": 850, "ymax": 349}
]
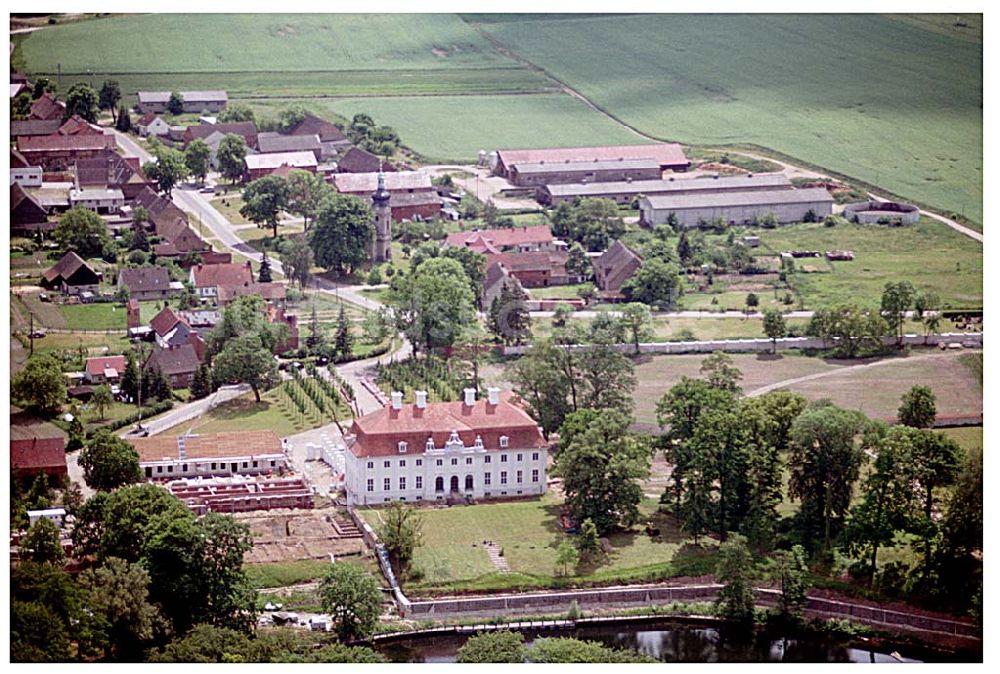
[
  {"xmin": 11, "ymin": 183, "xmax": 49, "ymax": 231},
  {"xmin": 133, "ymin": 187, "xmax": 207, "ymax": 254},
  {"xmin": 287, "ymin": 113, "xmax": 349, "ymax": 158},
  {"xmin": 150, "ymin": 306, "xmax": 193, "ymax": 349},
  {"xmin": 11, "ymin": 406, "xmax": 68, "ymax": 483},
  {"xmin": 183, "ymin": 121, "xmax": 257, "ymax": 150},
  {"xmin": 145, "ymin": 343, "xmax": 202, "ymax": 388},
  {"xmin": 16, "ymin": 133, "xmax": 118, "ymax": 171},
  {"xmin": 593, "ymin": 240, "xmax": 642, "ymax": 297},
  {"xmin": 11, "ymin": 118, "xmax": 62, "ymax": 137},
  {"xmin": 343, "ymin": 388, "xmax": 548, "ymax": 505},
  {"xmin": 41, "ymin": 251, "xmax": 101, "ymax": 295},
  {"xmin": 118, "ymin": 266, "xmax": 182, "ymax": 301},
  {"xmin": 485, "ymin": 251, "xmax": 570, "ymax": 289},
  {"xmin": 84, "ymin": 355, "xmax": 127, "ymax": 385},
  {"xmin": 75, "ymin": 153, "xmax": 154, "ymax": 200},
  {"xmin": 257, "ymin": 132, "xmax": 322, "ymax": 160},
  {"xmin": 483, "ymin": 260, "xmax": 519, "ymax": 311},
  {"xmin": 29, "ymin": 92, "xmax": 66, "ymax": 121},
  {"xmin": 335, "ymin": 145, "xmax": 394, "ymax": 174},
  {"xmin": 189, "ymin": 262, "xmax": 254, "ymax": 299},
  {"xmin": 137, "ymin": 90, "xmax": 228, "ymax": 113},
  {"xmin": 58, "ymin": 114, "xmax": 105, "ymax": 136}
]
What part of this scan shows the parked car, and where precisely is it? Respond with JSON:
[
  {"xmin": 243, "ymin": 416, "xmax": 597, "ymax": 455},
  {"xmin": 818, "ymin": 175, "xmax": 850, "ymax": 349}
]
[{"xmin": 37, "ymin": 292, "xmax": 50, "ymax": 302}]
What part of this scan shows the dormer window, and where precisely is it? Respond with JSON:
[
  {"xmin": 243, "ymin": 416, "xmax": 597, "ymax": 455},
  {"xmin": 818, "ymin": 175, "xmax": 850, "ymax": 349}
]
[
  {"xmin": 500, "ymin": 436, "xmax": 509, "ymax": 448},
  {"xmin": 398, "ymin": 441, "xmax": 408, "ymax": 454},
  {"xmin": 426, "ymin": 438, "xmax": 435, "ymax": 451},
  {"xmin": 474, "ymin": 435, "xmax": 484, "ymax": 449}
]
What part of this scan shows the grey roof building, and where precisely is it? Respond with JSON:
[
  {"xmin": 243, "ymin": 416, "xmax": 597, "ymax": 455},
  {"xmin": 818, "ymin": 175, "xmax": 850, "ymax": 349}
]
[
  {"xmin": 137, "ymin": 90, "xmax": 228, "ymax": 113},
  {"xmin": 257, "ymin": 132, "xmax": 323, "ymax": 160},
  {"xmin": 538, "ymin": 173, "xmax": 793, "ymax": 206},
  {"xmin": 639, "ymin": 187, "xmax": 834, "ymax": 229}
]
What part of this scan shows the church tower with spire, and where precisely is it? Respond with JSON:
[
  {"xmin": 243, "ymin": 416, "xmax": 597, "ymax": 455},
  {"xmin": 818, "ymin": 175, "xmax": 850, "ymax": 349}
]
[{"xmin": 371, "ymin": 166, "xmax": 392, "ymax": 263}]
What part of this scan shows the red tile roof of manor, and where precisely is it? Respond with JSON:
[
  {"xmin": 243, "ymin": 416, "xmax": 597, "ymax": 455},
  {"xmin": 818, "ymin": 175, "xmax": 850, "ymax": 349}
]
[{"xmin": 347, "ymin": 392, "xmax": 546, "ymax": 458}]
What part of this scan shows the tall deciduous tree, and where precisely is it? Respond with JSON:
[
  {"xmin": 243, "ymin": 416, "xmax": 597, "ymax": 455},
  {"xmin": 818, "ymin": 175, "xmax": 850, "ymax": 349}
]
[
  {"xmin": 91, "ymin": 384, "xmax": 114, "ymax": 420},
  {"xmin": 79, "ymin": 430, "xmax": 143, "ymax": 492},
  {"xmin": 554, "ymin": 409, "xmax": 651, "ymax": 535},
  {"xmin": 279, "ymin": 237, "xmax": 314, "ymax": 290},
  {"xmin": 166, "ymin": 91, "xmax": 184, "ymax": 116},
  {"xmin": 714, "ymin": 533, "xmax": 757, "ymax": 624},
  {"xmin": 318, "ymin": 564, "xmax": 383, "ymax": 642},
  {"xmin": 700, "ymin": 351, "xmax": 743, "ymax": 394},
  {"xmin": 880, "ymin": 280, "xmax": 916, "ymax": 348},
  {"xmin": 184, "ymin": 138, "xmax": 212, "ymax": 184},
  {"xmin": 78, "ymin": 557, "xmax": 167, "ymax": 660},
  {"xmin": 898, "ymin": 385, "xmax": 937, "ymax": 429},
  {"xmin": 212, "ymin": 334, "xmax": 279, "ymax": 402},
  {"xmin": 21, "ymin": 518, "xmax": 65, "ymax": 564},
  {"xmin": 908, "ymin": 430, "xmax": 962, "ymax": 575},
  {"xmin": 621, "ymin": 258, "xmax": 683, "ymax": 310},
  {"xmin": 762, "ymin": 309, "xmax": 787, "ymax": 353},
  {"xmin": 619, "ymin": 302, "xmax": 653, "ymax": 353},
  {"xmin": 788, "ymin": 405, "xmax": 869, "ymax": 555},
  {"xmin": 773, "ymin": 545, "xmax": 810, "ymax": 620},
  {"xmin": 241, "ymin": 175, "xmax": 289, "ymax": 239},
  {"xmin": 64, "ymin": 82, "xmax": 100, "ymax": 123},
  {"xmin": 284, "ymin": 169, "xmax": 329, "ymax": 232},
  {"xmin": 143, "ymin": 146, "xmax": 189, "ymax": 196},
  {"xmin": 13, "ymin": 355, "xmax": 67, "ymax": 414},
  {"xmin": 98, "ymin": 80, "xmax": 121, "ymax": 122},
  {"xmin": 388, "ymin": 257, "xmax": 475, "ymax": 355},
  {"xmin": 216, "ymin": 134, "xmax": 248, "ymax": 184},
  {"xmin": 309, "ymin": 193, "xmax": 374, "ymax": 274},
  {"xmin": 377, "ymin": 502, "xmax": 423, "ymax": 576},
  {"xmin": 54, "ymin": 207, "xmax": 113, "ymax": 257}
]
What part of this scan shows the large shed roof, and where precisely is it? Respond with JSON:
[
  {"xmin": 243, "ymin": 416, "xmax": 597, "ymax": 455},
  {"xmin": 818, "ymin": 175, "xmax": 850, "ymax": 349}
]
[{"xmin": 642, "ymin": 187, "xmax": 834, "ymax": 210}]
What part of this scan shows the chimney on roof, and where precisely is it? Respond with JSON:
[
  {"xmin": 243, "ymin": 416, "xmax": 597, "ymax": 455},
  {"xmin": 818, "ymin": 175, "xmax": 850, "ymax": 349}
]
[
  {"xmin": 487, "ymin": 387, "xmax": 500, "ymax": 405},
  {"xmin": 463, "ymin": 388, "xmax": 476, "ymax": 407},
  {"xmin": 415, "ymin": 390, "xmax": 427, "ymax": 409},
  {"xmin": 391, "ymin": 391, "xmax": 403, "ymax": 410}
]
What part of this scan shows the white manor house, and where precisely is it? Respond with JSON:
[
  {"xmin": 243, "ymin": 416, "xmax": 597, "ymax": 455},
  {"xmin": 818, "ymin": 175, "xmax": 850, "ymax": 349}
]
[{"xmin": 343, "ymin": 387, "xmax": 549, "ymax": 506}]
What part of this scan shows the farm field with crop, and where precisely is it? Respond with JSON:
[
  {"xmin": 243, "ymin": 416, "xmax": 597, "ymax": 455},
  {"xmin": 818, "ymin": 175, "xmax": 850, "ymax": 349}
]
[
  {"xmin": 252, "ymin": 94, "xmax": 650, "ymax": 162},
  {"xmin": 477, "ymin": 14, "xmax": 983, "ymax": 227}
]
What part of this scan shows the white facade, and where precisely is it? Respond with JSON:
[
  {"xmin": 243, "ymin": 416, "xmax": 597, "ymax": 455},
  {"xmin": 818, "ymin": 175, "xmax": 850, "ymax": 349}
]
[
  {"xmin": 140, "ymin": 452, "xmax": 288, "ymax": 480},
  {"xmin": 11, "ymin": 166, "xmax": 43, "ymax": 188},
  {"xmin": 344, "ymin": 388, "xmax": 548, "ymax": 506},
  {"xmin": 139, "ymin": 116, "xmax": 171, "ymax": 137},
  {"xmin": 69, "ymin": 188, "xmax": 125, "ymax": 214}
]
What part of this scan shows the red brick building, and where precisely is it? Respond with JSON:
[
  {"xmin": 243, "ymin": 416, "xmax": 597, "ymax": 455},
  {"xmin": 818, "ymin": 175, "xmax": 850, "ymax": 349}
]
[
  {"xmin": 11, "ymin": 406, "xmax": 68, "ymax": 483},
  {"xmin": 16, "ymin": 133, "xmax": 118, "ymax": 171}
]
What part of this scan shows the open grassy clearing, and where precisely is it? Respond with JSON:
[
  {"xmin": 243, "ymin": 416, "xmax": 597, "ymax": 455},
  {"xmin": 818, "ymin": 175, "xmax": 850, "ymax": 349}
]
[
  {"xmin": 20, "ymin": 14, "xmax": 516, "ymax": 73},
  {"xmin": 245, "ymin": 559, "xmax": 336, "ymax": 590},
  {"xmin": 286, "ymin": 94, "xmax": 650, "ymax": 162},
  {"xmin": 55, "ymin": 303, "xmax": 126, "ymax": 331},
  {"xmin": 938, "ymin": 426, "xmax": 982, "ymax": 453},
  {"xmin": 630, "ymin": 349, "xmax": 982, "ymax": 427},
  {"xmin": 12, "ymin": 331, "xmax": 131, "ymax": 361},
  {"xmin": 480, "ymin": 14, "xmax": 982, "ymax": 226},
  {"xmin": 532, "ymin": 315, "xmax": 812, "ymax": 344},
  {"xmin": 360, "ymin": 493, "xmax": 717, "ymax": 594},
  {"xmin": 751, "ymin": 218, "xmax": 982, "ymax": 309},
  {"xmin": 210, "ymin": 195, "xmax": 253, "ymax": 225}
]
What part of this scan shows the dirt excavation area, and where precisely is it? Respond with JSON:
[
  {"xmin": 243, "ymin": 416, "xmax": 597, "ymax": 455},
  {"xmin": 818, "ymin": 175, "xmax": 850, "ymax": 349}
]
[{"xmin": 236, "ymin": 507, "xmax": 366, "ymax": 564}]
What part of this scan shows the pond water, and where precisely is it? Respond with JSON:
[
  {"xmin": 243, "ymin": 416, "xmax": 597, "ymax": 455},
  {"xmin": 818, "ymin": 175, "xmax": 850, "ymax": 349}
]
[{"xmin": 376, "ymin": 620, "xmax": 939, "ymax": 663}]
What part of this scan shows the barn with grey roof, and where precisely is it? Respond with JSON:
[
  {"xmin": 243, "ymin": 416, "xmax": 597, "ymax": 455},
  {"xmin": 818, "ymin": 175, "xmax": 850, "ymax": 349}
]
[{"xmin": 638, "ymin": 187, "xmax": 834, "ymax": 229}]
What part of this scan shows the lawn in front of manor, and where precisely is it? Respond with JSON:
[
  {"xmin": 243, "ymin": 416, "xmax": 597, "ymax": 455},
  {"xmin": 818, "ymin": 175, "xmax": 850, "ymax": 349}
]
[{"xmin": 359, "ymin": 492, "xmax": 718, "ymax": 596}]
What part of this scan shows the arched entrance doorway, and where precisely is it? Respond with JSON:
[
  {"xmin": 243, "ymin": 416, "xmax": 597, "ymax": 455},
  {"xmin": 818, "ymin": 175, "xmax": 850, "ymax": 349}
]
[
  {"xmin": 465, "ymin": 475, "xmax": 474, "ymax": 491},
  {"xmin": 435, "ymin": 476, "xmax": 444, "ymax": 493},
  {"xmin": 450, "ymin": 476, "xmax": 460, "ymax": 492}
]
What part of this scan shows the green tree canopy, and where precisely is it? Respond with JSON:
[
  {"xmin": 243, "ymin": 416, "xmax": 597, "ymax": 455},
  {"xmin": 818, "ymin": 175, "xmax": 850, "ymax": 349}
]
[
  {"xmin": 143, "ymin": 145, "xmax": 189, "ymax": 196},
  {"xmin": 166, "ymin": 91, "xmax": 184, "ymax": 115},
  {"xmin": 184, "ymin": 138, "xmax": 212, "ymax": 184},
  {"xmin": 284, "ymin": 169, "xmax": 330, "ymax": 232},
  {"xmin": 318, "ymin": 563, "xmax": 383, "ymax": 642},
  {"xmin": 12, "ymin": 355, "xmax": 67, "ymax": 414},
  {"xmin": 64, "ymin": 82, "xmax": 100, "ymax": 123},
  {"xmin": 216, "ymin": 133, "xmax": 249, "ymax": 184},
  {"xmin": 898, "ymin": 384, "xmax": 937, "ymax": 428},
  {"xmin": 54, "ymin": 207, "xmax": 113, "ymax": 258},
  {"xmin": 457, "ymin": 630, "xmax": 526, "ymax": 663},
  {"xmin": 21, "ymin": 518, "xmax": 65, "ymax": 565},
  {"xmin": 621, "ymin": 258, "xmax": 683, "ymax": 310},
  {"xmin": 309, "ymin": 193, "xmax": 374, "ymax": 274},
  {"xmin": 79, "ymin": 430, "xmax": 143, "ymax": 492},
  {"xmin": 762, "ymin": 309, "xmax": 787, "ymax": 352},
  {"xmin": 241, "ymin": 175, "xmax": 290, "ymax": 239},
  {"xmin": 388, "ymin": 256, "xmax": 476, "ymax": 355},
  {"xmin": 98, "ymin": 79, "xmax": 122, "ymax": 121},
  {"xmin": 554, "ymin": 408, "xmax": 651, "ymax": 534},
  {"xmin": 212, "ymin": 333, "xmax": 279, "ymax": 402},
  {"xmin": 714, "ymin": 533, "xmax": 757, "ymax": 624},
  {"xmin": 278, "ymin": 237, "xmax": 314, "ymax": 290},
  {"xmin": 377, "ymin": 502, "xmax": 423, "ymax": 576}
]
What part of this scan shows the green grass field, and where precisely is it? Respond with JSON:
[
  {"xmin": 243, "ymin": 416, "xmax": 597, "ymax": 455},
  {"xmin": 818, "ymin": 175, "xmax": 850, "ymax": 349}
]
[
  {"xmin": 56, "ymin": 303, "xmax": 127, "ymax": 331},
  {"xmin": 478, "ymin": 14, "xmax": 982, "ymax": 226},
  {"xmin": 751, "ymin": 218, "xmax": 982, "ymax": 309},
  {"xmin": 359, "ymin": 493, "xmax": 717, "ymax": 594},
  {"xmin": 256, "ymin": 94, "xmax": 648, "ymax": 162}
]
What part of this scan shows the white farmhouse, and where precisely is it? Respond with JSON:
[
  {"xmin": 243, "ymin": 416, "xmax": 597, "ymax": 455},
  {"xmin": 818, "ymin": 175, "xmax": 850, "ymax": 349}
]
[{"xmin": 344, "ymin": 387, "xmax": 549, "ymax": 506}]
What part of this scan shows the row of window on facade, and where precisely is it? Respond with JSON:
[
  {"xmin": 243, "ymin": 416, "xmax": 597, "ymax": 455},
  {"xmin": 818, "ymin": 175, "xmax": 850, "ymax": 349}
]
[
  {"xmin": 144, "ymin": 458, "xmax": 279, "ymax": 477},
  {"xmin": 366, "ymin": 469, "xmax": 540, "ymax": 492},
  {"xmin": 397, "ymin": 434, "xmax": 510, "ymax": 454},
  {"xmin": 367, "ymin": 452, "xmax": 540, "ymax": 471}
]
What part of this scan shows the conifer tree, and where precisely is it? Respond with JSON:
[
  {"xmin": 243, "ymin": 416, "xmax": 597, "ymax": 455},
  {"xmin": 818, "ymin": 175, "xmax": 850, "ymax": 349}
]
[
  {"xmin": 306, "ymin": 305, "xmax": 323, "ymax": 351},
  {"xmin": 335, "ymin": 305, "xmax": 353, "ymax": 358},
  {"xmin": 258, "ymin": 251, "xmax": 273, "ymax": 283}
]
